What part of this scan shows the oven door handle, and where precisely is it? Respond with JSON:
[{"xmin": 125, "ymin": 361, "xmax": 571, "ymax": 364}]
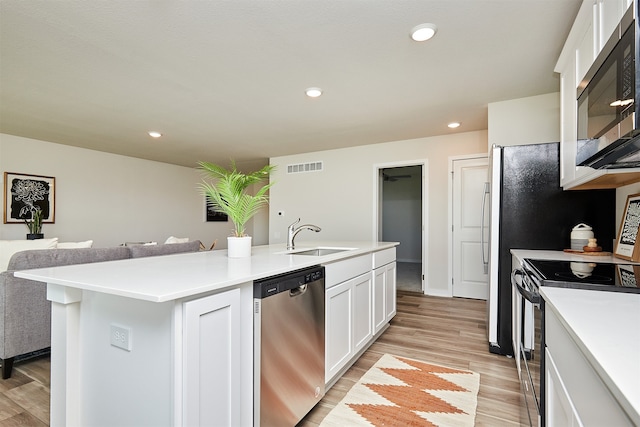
[{"xmin": 511, "ymin": 268, "xmax": 540, "ymax": 304}]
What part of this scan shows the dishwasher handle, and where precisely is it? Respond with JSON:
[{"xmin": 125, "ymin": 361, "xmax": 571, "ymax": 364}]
[{"xmin": 290, "ymin": 284, "xmax": 308, "ymax": 297}]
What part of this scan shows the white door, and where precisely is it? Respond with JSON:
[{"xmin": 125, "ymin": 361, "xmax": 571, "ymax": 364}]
[{"xmin": 452, "ymin": 157, "xmax": 489, "ymax": 299}]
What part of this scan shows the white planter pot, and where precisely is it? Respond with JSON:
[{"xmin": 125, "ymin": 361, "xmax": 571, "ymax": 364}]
[{"xmin": 227, "ymin": 236, "xmax": 252, "ymax": 258}]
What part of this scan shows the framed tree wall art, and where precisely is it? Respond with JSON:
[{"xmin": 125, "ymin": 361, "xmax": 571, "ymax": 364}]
[
  {"xmin": 3, "ymin": 172, "xmax": 56, "ymax": 224},
  {"xmin": 205, "ymin": 196, "xmax": 228, "ymax": 222},
  {"xmin": 614, "ymin": 193, "xmax": 640, "ymax": 261}
]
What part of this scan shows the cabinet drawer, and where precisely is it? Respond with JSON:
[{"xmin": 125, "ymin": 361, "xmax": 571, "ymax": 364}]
[
  {"xmin": 324, "ymin": 254, "xmax": 371, "ymax": 289},
  {"xmin": 373, "ymin": 247, "xmax": 396, "ymax": 269}
]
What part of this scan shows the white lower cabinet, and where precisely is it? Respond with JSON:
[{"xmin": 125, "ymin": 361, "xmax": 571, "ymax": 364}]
[
  {"xmin": 182, "ymin": 288, "xmax": 242, "ymax": 426},
  {"xmin": 373, "ymin": 261, "xmax": 396, "ymax": 334},
  {"xmin": 545, "ymin": 308, "xmax": 634, "ymax": 426},
  {"xmin": 325, "ymin": 248, "xmax": 397, "ymax": 385},
  {"xmin": 325, "ymin": 272, "xmax": 372, "ymax": 383},
  {"xmin": 546, "ymin": 349, "xmax": 582, "ymax": 427}
]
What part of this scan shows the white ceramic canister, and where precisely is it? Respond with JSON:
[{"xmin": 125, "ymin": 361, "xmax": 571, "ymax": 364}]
[{"xmin": 570, "ymin": 223, "xmax": 594, "ymax": 250}]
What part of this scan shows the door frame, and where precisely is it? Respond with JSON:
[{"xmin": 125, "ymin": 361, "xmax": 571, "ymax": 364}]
[
  {"xmin": 373, "ymin": 159, "xmax": 428, "ymax": 294},
  {"xmin": 447, "ymin": 153, "xmax": 489, "ymax": 298}
]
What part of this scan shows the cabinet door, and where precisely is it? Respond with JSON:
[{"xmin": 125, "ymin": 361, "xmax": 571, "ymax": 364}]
[
  {"xmin": 546, "ymin": 350, "xmax": 582, "ymax": 427},
  {"xmin": 575, "ymin": 14, "xmax": 595, "ymax": 84},
  {"xmin": 560, "ymin": 56, "xmax": 578, "ymax": 188},
  {"xmin": 373, "ymin": 268, "xmax": 386, "ymax": 334},
  {"xmin": 352, "ymin": 274, "xmax": 372, "ymax": 354},
  {"xmin": 597, "ymin": 0, "xmax": 626, "ymax": 52},
  {"xmin": 183, "ymin": 289, "xmax": 241, "ymax": 427},
  {"xmin": 325, "ymin": 280, "xmax": 353, "ymax": 382},
  {"xmin": 384, "ymin": 262, "xmax": 397, "ymax": 321}
]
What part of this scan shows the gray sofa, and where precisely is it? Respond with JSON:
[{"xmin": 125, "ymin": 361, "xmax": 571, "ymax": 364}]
[{"xmin": 0, "ymin": 240, "xmax": 201, "ymax": 379}]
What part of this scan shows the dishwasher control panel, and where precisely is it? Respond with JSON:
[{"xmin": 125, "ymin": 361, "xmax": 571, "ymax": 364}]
[{"xmin": 254, "ymin": 265, "xmax": 324, "ymax": 299}]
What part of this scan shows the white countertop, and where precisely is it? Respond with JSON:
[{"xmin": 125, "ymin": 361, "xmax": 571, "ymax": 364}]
[
  {"xmin": 540, "ymin": 287, "xmax": 640, "ymax": 424},
  {"xmin": 15, "ymin": 241, "xmax": 397, "ymax": 303}
]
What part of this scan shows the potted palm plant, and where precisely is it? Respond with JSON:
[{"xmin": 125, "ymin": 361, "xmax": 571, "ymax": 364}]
[
  {"xmin": 198, "ymin": 161, "xmax": 276, "ymax": 257},
  {"xmin": 24, "ymin": 208, "xmax": 44, "ymax": 240}
]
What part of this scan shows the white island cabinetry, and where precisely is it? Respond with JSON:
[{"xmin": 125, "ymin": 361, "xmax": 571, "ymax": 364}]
[
  {"xmin": 182, "ymin": 288, "xmax": 243, "ymax": 426},
  {"xmin": 17, "ymin": 241, "xmax": 398, "ymax": 426},
  {"xmin": 373, "ymin": 248, "xmax": 396, "ymax": 334},
  {"xmin": 324, "ymin": 254, "xmax": 373, "ymax": 384},
  {"xmin": 324, "ymin": 247, "xmax": 397, "ymax": 386}
]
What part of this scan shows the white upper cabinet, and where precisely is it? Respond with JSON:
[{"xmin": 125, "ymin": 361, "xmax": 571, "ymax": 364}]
[
  {"xmin": 557, "ymin": 0, "xmax": 640, "ymax": 190},
  {"xmin": 575, "ymin": 6, "xmax": 594, "ymax": 85},
  {"xmin": 598, "ymin": 0, "xmax": 625, "ymax": 50}
]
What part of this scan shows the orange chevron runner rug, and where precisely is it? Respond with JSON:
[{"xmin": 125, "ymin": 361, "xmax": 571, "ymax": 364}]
[{"xmin": 320, "ymin": 354, "xmax": 480, "ymax": 426}]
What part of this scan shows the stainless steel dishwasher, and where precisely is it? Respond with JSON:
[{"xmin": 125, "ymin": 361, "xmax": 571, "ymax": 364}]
[{"xmin": 254, "ymin": 265, "xmax": 325, "ymax": 427}]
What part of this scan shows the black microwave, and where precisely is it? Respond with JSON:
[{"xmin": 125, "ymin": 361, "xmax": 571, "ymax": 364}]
[{"xmin": 576, "ymin": 2, "xmax": 640, "ymax": 169}]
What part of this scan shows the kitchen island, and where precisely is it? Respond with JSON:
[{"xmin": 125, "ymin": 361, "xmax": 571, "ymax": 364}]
[
  {"xmin": 16, "ymin": 241, "xmax": 397, "ymax": 427},
  {"xmin": 511, "ymin": 249, "xmax": 640, "ymax": 425}
]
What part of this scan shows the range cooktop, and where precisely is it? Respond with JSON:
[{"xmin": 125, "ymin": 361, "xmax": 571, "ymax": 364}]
[{"xmin": 524, "ymin": 259, "xmax": 640, "ymax": 294}]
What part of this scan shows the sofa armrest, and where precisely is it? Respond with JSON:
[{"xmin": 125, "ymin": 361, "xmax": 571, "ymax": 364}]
[{"xmin": 0, "ymin": 271, "xmax": 50, "ymax": 360}]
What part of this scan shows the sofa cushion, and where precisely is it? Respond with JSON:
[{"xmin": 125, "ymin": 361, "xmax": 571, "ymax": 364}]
[
  {"xmin": 6, "ymin": 246, "xmax": 131, "ymax": 271},
  {"xmin": 128, "ymin": 240, "xmax": 201, "ymax": 258},
  {"xmin": 57, "ymin": 240, "xmax": 94, "ymax": 249},
  {"xmin": 0, "ymin": 238, "xmax": 59, "ymax": 272}
]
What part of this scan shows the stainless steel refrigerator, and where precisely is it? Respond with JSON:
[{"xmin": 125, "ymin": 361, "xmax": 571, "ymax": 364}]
[{"xmin": 483, "ymin": 142, "xmax": 615, "ymax": 356}]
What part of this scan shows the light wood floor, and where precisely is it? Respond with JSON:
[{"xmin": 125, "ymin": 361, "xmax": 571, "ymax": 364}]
[
  {"xmin": 299, "ymin": 291, "xmax": 526, "ymax": 426},
  {"xmin": 0, "ymin": 291, "xmax": 525, "ymax": 426}
]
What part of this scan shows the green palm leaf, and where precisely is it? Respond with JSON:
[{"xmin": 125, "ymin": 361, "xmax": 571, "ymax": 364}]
[{"xmin": 198, "ymin": 161, "xmax": 275, "ymax": 237}]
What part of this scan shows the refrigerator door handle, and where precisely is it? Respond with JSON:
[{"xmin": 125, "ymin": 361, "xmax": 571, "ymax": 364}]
[{"xmin": 481, "ymin": 182, "xmax": 490, "ymax": 274}]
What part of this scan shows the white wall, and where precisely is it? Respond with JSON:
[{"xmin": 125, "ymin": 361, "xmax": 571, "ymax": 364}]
[
  {"xmin": 269, "ymin": 130, "xmax": 488, "ymax": 295},
  {"xmin": 0, "ymin": 134, "xmax": 267, "ymax": 248},
  {"xmin": 488, "ymin": 92, "xmax": 560, "ymax": 148}
]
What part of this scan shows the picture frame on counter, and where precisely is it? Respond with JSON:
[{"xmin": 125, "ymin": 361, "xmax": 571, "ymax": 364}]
[{"xmin": 614, "ymin": 192, "xmax": 640, "ymax": 261}]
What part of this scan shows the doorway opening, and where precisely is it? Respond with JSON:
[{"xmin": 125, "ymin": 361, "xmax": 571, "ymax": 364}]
[{"xmin": 374, "ymin": 162, "xmax": 426, "ymax": 294}]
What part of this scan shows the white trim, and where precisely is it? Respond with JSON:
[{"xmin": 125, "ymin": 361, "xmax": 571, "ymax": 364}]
[
  {"xmin": 447, "ymin": 153, "xmax": 489, "ymax": 298},
  {"xmin": 373, "ymin": 159, "xmax": 428, "ymax": 295}
]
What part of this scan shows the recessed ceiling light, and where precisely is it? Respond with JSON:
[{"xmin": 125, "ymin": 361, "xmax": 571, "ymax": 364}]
[
  {"xmin": 411, "ymin": 23, "xmax": 438, "ymax": 42},
  {"xmin": 305, "ymin": 87, "xmax": 323, "ymax": 98},
  {"xmin": 148, "ymin": 131, "xmax": 163, "ymax": 138},
  {"xmin": 448, "ymin": 122, "xmax": 461, "ymax": 129}
]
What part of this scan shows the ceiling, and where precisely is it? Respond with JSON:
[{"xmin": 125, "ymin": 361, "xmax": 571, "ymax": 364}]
[{"xmin": 0, "ymin": 1, "xmax": 581, "ymax": 169}]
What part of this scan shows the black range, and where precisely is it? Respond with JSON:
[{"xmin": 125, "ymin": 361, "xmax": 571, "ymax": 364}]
[{"xmin": 524, "ymin": 259, "xmax": 640, "ymax": 294}]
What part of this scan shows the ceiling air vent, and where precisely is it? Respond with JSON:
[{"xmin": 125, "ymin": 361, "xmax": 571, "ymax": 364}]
[{"xmin": 287, "ymin": 161, "xmax": 323, "ymax": 174}]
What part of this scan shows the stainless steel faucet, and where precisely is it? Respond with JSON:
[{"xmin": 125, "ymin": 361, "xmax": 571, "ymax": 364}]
[{"xmin": 287, "ymin": 218, "xmax": 321, "ymax": 250}]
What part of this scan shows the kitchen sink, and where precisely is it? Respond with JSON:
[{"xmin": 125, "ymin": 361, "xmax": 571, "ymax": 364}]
[{"xmin": 284, "ymin": 247, "xmax": 355, "ymax": 256}]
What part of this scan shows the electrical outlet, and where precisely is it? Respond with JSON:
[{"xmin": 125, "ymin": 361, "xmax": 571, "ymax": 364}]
[{"xmin": 110, "ymin": 324, "xmax": 132, "ymax": 351}]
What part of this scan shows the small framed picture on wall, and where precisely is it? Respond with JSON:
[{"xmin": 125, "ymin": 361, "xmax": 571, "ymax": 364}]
[
  {"xmin": 3, "ymin": 172, "xmax": 56, "ymax": 224},
  {"xmin": 205, "ymin": 197, "xmax": 228, "ymax": 222},
  {"xmin": 614, "ymin": 193, "xmax": 640, "ymax": 261}
]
